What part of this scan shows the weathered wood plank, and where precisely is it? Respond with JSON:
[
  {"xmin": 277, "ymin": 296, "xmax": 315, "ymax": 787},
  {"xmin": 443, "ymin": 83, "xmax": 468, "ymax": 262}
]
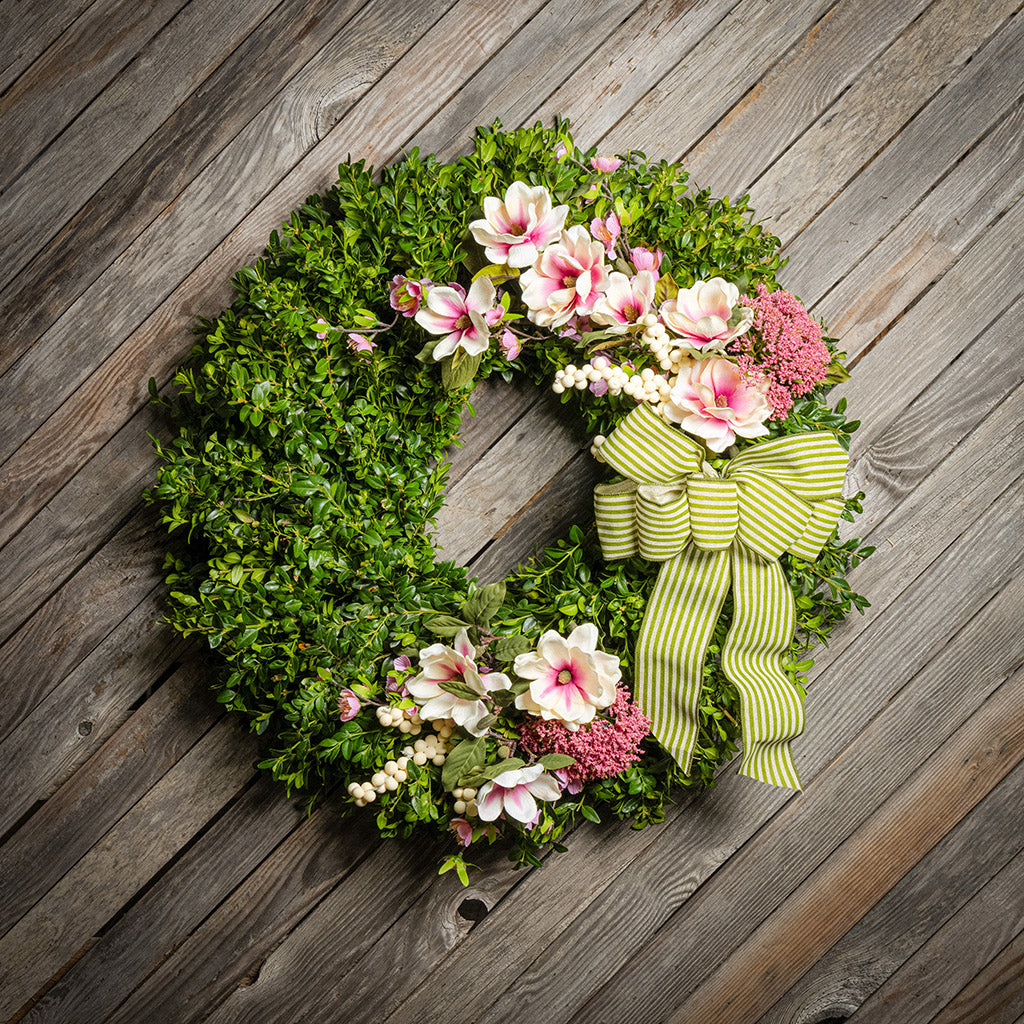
[
  {"xmin": 0, "ymin": 0, "xmax": 370, "ymax": 375},
  {"xmin": 0, "ymin": 659, "xmax": 216, "ymax": 934},
  {"xmin": 780, "ymin": 8, "xmax": 1024, "ymax": 299},
  {"xmin": 659, "ymin": 668, "xmax": 1024, "ymax": 1024},
  {"xmin": 847, "ymin": 846, "xmax": 1024, "ymax": 1024},
  {"xmin": 20, "ymin": 775, "xmax": 307, "ymax": 1024},
  {"xmin": 97, "ymin": 809, "xmax": 386, "ymax": 1024},
  {"xmin": 0, "ymin": 0, "xmax": 96, "ymax": 94},
  {"xmin": 745, "ymin": 0, "xmax": 1019, "ymax": 243},
  {"xmin": 0, "ymin": 0, "xmax": 185, "ymax": 192},
  {"xmin": 0, "ymin": 0, "xmax": 285, "ymax": 292},
  {"xmin": 0, "ymin": 400, "xmax": 165, "ymax": 632},
  {"xmin": 465, "ymin": 539, "xmax": 1024, "ymax": 1024},
  {"xmin": 598, "ymin": 0, "xmax": 834, "ymax": 160},
  {"xmin": 0, "ymin": 586, "xmax": 185, "ymax": 839},
  {"xmin": 755, "ymin": 759, "xmax": 1024, "ymax": 1024},
  {"xmin": 0, "ymin": 715, "xmax": 258, "ymax": 1021},
  {"xmin": 815, "ymin": 98, "xmax": 1024, "ymax": 355},
  {"xmin": 681, "ymin": 0, "xmax": 933, "ymax": 196},
  {"xmin": 0, "ymin": 507, "xmax": 164, "ymax": 742},
  {"xmin": 433, "ymin": 389, "xmax": 587, "ymax": 564},
  {"xmin": 928, "ymin": 929, "xmax": 1024, "ymax": 1024}
]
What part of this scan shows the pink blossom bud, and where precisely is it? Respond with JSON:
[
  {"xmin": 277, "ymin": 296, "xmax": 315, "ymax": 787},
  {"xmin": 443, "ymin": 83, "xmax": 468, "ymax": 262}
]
[
  {"xmin": 629, "ymin": 246, "xmax": 663, "ymax": 274},
  {"xmin": 499, "ymin": 328, "xmax": 521, "ymax": 360},
  {"xmin": 450, "ymin": 818, "xmax": 473, "ymax": 847},
  {"xmin": 348, "ymin": 333, "xmax": 376, "ymax": 354},
  {"xmin": 389, "ymin": 275, "xmax": 427, "ymax": 317},
  {"xmin": 337, "ymin": 689, "xmax": 361, "ymax": 721},
  {"xmin": 591, "ymin": 155, "xmax": 622, "ymax": 173},
  {"xmin": 589, "ymin": 378, "xmax": 609, "ymax": 397},
  {"xmin": 590, "ymin": 212, "xmax": 621, "ymax": 255},
  {"xmin": 313, "ymin": 317, "xmax": 329, "ymax": 340}
]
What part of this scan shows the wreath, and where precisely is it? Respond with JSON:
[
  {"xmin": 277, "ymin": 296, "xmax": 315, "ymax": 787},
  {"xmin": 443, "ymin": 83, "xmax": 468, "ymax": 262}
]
[{"xmin": 149, "ymin": 122, "xmax": 871, "ymax": 882}]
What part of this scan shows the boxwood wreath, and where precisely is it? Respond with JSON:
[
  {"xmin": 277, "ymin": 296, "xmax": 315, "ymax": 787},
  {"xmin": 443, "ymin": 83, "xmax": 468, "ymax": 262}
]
[{"xmin": 149, "ymin": 122, "xmax": 873, "ymax": 883}]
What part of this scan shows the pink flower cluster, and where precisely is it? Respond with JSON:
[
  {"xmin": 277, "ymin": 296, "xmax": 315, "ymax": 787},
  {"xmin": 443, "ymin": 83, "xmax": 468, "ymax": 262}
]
[
  {"xmin": 516, "ymin": 685, "xmax": 651, "ymax": 788},
  {"xmin": 734, "ymin": 283, "xmax": 831, "ymax": 418}
]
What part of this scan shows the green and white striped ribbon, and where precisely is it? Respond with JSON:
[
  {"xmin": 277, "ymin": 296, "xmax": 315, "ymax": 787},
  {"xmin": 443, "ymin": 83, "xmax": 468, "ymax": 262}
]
[{"xmin": 594, "ymin": 404, "xmax": 849, "ymax": 790}]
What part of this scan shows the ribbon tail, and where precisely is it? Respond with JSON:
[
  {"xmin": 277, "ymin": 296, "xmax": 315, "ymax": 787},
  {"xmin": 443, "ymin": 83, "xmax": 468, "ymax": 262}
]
[
  {"xmin": 636, "ymin": 547, "xmax": 730, "ymax": 773},
  {"xmin": 722, "ymin": 546, "xmax": 805, "ymax": 790}
]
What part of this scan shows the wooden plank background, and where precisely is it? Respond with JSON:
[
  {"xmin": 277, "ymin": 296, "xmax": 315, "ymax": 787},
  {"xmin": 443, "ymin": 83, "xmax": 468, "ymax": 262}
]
[{"xmin": 1, "ymin": 1, "xmax": 1022, "ymax": 1021}]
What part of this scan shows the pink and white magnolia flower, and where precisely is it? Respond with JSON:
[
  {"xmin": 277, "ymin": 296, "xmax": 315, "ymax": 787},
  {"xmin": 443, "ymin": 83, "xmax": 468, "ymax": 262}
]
[
  {"xmin": 414, "ymin": 278, "xmax": 501, "ymax": 359},
  {"xmin": 663, "ymin": 355, "xmax": 770, "ymax": 452},
  {"xmin": 591, "ymin": 155, "xmax": 622, "ymax": 173},
  {"xmin": 661, "ymin": 277, "xmax": 754, "ymax": 353},
  {"xmin": 469, "ymin": 181, "xmax": 568, "ymax": 269},
  {"xmin": 476, "ymin": 764, "xmax": 562, "ymax": 823},
  {"xmin": 520, "ymin": 226, "xmax": 609, "ymax": 328},
  {"xmin": 630, "ymin": 246, "xmax": 663, "ymax": 275},
  {"xmin": 590, "ymin": 270, "xmax": 656, "ymax": 333},
  {"xmin": 513, "ymin": 623, "xmax": 620, "ymax": 729},
  {"xmin": 590, "ymin": 211, "xmax": 620, "ymax": 255},
  {"xmin": 406, "ymin": 629, "xmax": 509, "ymax": 736}
]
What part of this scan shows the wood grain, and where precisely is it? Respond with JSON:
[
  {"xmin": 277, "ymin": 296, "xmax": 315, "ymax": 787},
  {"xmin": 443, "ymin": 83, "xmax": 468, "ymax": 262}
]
[
  {"xmin": 0, "ymin": 0, "xmax": 96, "ymax": 93},
  {"xmin": 0, "ymin": 0, "xmax": 185, "ymax": 192},
  {"xmin": 756, "ymin": 759, "xmax": 1024, "ymax": 1024}
]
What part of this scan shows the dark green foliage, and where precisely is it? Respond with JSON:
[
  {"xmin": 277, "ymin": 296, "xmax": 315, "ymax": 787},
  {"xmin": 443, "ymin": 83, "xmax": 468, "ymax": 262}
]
[{"xmin": 147, "ymin": 122, "xmax": 870, "ymax": 872}]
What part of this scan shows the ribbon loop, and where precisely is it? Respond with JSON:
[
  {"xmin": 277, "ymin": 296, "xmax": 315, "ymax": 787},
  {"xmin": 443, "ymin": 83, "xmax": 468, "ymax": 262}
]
[{"xmin": 594, "ymin": 405, "xmax": 849, "ymax": 790}]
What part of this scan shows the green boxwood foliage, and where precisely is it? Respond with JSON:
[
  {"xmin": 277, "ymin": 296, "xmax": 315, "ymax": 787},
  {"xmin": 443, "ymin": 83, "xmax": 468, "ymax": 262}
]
[{"xmin": 148, "ymin": 121, "xmax": 871, "ymax": 873}]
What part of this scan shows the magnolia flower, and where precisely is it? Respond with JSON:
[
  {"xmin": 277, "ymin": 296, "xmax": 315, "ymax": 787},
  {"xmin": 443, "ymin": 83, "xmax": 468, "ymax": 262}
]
[
  {"xmin": 476, "ymin": 764, "xmax": 562, "ymax": 823},
  {"xmin": 389, "ymin": 275, "xmax": 428, "ymax": 317},
  {"xmin": 520, "ymin": 226, "xmax": 609, "ymax": 328},
  {"xmin": 591, "ymin": 155, "xmax": 622, "ymax": 173},
  {"xmin": 513, "ymin": 623, "xmax": 620, "ymax": 728},
  {"xmin": 468, "ymin": 182, "xmax": 568, "ymax": 269},
  {"xmin": 630, "ymin": 246, "xmax": 663, "ymax": 275},
  {"xmin": 337, "ymin": 689, "xmax": 361, "ymax": 721},
  {"xmin": 663, "ymin": 355, "xmax": 770, "ymax": 452},
  {"xmin": 414, "ymin": 278, "xmax": 501, "ymax": 359},
  {"xmin": 661, "ymin": 277, "xmax": 754, "ymax": 353},
  {"xmin": 590, "ymin": 270, "xmax": 655, "ymax": 333},
  {"xmin": 406, "ymin": 628, "xmax": 509, "ymax": 736},
  {"xmin": 590, "ymin": 212, "xmax": 620, "ymax": 255}
]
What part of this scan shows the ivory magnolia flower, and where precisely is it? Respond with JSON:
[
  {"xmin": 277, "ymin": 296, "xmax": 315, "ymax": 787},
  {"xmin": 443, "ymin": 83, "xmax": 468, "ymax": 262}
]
[
  {"xmin": 476, "ymin": 764, "xmax": 562, "ymax": 823},
  {"xmin": 520, "ymin": 226, "xmax": 609, "ymax": 328},
  {"xmin": 590, "ymin": 270, "xmax": 655, "ymax": 333},
  {"xmin": 414, "ymin": 278, "xmax": 501, "ymax": 359},
  {"xmin": 661, "ymin": 277, "xmax": 754, "ymax": 352},
  {"xmin": 663, "ymin": 355, "xmax": 770, "ymax": 452},
  {"xmin": 406, "ymin": 629, "xmax": 509, "ymax": 736},
  {"xmin": 513, "ymin": 623, "xmax": 620, "ymax": 728},
  {"xmin": 469, "ymin": 181, "xmax": 568, "ymax": 268}
]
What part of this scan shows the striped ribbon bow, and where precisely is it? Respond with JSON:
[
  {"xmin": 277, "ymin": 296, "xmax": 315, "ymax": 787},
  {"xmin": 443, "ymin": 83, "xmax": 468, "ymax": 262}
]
[{"xmin": 594, "ymin": 404, "xmax": 849, "ymax": 789}]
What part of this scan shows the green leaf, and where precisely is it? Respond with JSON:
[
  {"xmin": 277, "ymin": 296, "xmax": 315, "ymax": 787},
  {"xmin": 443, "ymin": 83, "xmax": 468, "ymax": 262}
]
[
  {"xmin": 478, "ymin": 757, "xmax": 525, "ymax": 781},
  {"xmin": 437, "ymin": 677, "xmax": 485, "ymax": 701},
  {"xmin": 442, "ymin": 737, "xmax": 487, "ymax": 791},
  {"xmin": 461, "ymin": 581, "xmax": 505, "ymax": 626},
  {"xmin": 440, "ymin": 350, "xmax": 482, "ymax": 390},
  {"xmin": 654, "ymin": 272, "xmax": 679, "ymax": 303},
  {"xmin": 425, "ymin": 614, "xmax": 470, "ymax": 638},
  {"xmin": 492, "ymin": 634, "xmax": 532, "ymax": 662},
  {"xmin": 580, "ymin": 805, "xmax": 601, "ymax": 824},
  {"xmin": 538, "ymin": 753, "xmax": 576, "ymax": 770},
  {"xmin": 415, "ymin": 337, "xmax": 440, "ymax": 363}
]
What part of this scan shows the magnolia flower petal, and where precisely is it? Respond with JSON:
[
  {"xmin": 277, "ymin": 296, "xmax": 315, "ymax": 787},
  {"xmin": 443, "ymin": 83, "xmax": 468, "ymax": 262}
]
[
  {"xmin": 566, "ymin": 622, "xmax": 598, "ymax": 654},
  {"xmin": 475, "ymin": 782, "xmax": 505, "ymax": 821},
  {"xmin": 527, "ymin": 775, "xmax": 563, "ymax": 802}
]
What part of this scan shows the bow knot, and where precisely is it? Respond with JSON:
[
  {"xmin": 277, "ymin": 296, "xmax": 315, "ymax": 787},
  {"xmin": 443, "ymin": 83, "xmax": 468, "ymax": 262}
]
[{"xmin": 594, "ymin": 404, "xmax": 849, "ymax": 790}]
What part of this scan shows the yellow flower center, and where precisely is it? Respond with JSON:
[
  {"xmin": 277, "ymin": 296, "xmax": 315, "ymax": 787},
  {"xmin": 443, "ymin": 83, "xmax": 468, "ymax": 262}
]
[{"xmin": 557, "ymin": 669, "xmax": 573, "ymax": 685}]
